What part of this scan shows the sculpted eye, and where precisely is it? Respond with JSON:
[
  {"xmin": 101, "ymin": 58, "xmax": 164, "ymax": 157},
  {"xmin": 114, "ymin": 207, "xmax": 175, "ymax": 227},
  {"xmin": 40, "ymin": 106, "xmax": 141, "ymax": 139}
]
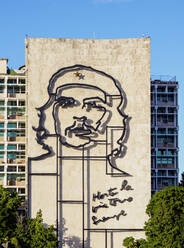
[
  {"xmin": 83, "ymin": 101, "xmax": 97, "ymax": 111},
  {"xmin": 58, "ymin": 98, "xmax": 75, "ymax": 108}
]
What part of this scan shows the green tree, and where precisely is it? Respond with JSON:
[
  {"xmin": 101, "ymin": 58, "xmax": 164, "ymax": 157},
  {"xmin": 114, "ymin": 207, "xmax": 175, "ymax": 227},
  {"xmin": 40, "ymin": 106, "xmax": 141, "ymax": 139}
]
[
  {"xmin": 145, "ymin": 186, "xmax": 184, "ymax": 248},
  {"xmin": 179, "ymin": 172, "xmax": 184, "ymax": 186},
  {"xmin": 123, "ymin": 186, "xmax": 184, "ymax": 248},
  {"xmin": 14, "ymin": 210, "xmax": 58, "ymax": 248},
  {"xmin": 0, "ymin": 186, "xmax": 21, "ymax": 246},
  {"xmin": 123, "ymin": 237, "xmax": 148, "ymax": 248}
]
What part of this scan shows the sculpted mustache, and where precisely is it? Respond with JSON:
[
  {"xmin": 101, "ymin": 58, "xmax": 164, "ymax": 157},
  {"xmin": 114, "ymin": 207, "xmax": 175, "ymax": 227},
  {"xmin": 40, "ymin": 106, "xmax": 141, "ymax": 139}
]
[{"xmin": 65, "ymin": 121, "xmax": 95, "ymax": 136}]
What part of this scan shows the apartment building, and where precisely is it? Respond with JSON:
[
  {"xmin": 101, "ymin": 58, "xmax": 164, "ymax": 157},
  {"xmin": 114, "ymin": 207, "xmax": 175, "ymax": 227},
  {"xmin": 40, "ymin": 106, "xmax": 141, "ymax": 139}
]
[
  {"xmin": 0, "ymin": 59, "xmax": 26, "ymax": 202},
  {"xmin": 151, "ymin": 76, "xmax": 178, "ymax": 195}
]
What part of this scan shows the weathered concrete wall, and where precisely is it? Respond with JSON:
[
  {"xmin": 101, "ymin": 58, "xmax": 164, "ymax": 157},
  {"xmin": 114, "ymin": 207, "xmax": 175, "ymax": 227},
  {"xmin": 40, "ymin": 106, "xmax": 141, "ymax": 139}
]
[
  {"xmin": 0, "ymin": 59, "xmax": 8, "ymax": 74},
  {"xmin": 26, "ymin": 38, "xmax": 151, "ymax": 248}
]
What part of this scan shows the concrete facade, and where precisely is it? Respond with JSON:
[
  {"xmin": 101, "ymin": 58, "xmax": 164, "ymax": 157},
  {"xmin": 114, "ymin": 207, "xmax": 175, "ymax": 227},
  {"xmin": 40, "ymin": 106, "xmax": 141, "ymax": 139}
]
[
  {"xmin": 26, "ymin": 38, "xmax": 151, "ymax": 248},
  {"xmin": 0, "ymin": 59, "xmax": 8, "ymax": 74}
]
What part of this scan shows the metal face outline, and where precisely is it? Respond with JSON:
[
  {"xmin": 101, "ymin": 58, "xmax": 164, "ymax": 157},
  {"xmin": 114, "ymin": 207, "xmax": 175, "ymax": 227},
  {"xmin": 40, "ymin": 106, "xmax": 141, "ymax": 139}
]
[
  {"xmin": 31, "ymin": 64, "xmax": 130, "ymax": 175},
  {"xmin": 53, "ymin": 84, "xmax": 107, "ymax": 149}
]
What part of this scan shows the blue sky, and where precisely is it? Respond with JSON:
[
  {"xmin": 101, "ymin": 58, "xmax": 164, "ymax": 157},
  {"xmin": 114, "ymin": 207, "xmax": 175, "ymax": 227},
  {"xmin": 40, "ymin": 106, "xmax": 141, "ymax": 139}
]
[{"xmin": 1, "ymin": 0, "xmax": 184, "ymax": 175}]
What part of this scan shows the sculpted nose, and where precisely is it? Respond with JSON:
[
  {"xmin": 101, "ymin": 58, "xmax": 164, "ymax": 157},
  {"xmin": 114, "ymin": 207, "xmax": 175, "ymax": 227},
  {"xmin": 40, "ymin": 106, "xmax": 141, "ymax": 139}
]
[{"xmin": 73, "ymin": 116, "xmax": 87, "ymax": 122}]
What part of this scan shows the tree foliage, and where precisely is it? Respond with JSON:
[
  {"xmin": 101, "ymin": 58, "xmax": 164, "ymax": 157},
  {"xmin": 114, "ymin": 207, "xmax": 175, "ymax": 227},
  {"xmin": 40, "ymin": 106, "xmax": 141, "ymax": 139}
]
[
  {"xmin": 123, "ymin": 237, "xmax": 148, "ymax": 248},
  {"xmin": 13, "ymin": 210, "xmax": 58, "ymax": 248},
  {"xmin": 123, "ymin": 186, "xmax": 184, "ymax": 248},
  {"xmin": 145, "ymin": 186, "xmax": 184, "ymax": 248},
  {"xmin": 0, "ymin": 186, "xmax": 21, "ymax": 245},
  {"xmin": 0, "ymin": 186, "xmax": 58, "ymax": 248}
]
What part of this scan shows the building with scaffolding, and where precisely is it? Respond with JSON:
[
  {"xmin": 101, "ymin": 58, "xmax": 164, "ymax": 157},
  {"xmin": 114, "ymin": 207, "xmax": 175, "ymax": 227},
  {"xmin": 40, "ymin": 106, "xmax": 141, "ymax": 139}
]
[
  {"xmin": 151, "ymin": 76, "xmax": 178, "ymax": 195},
  {"xmin": 0, "ymin": 59, "xmax": 26, "ymax": 202}
]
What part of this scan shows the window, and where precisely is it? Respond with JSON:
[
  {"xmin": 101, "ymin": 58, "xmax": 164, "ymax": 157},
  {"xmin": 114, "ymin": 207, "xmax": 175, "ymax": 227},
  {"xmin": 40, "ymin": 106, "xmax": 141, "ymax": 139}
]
[
  {"xmin": 20, "ymin": 86, "xmax": 25, "ymax": 93},
  {"xmin": 7, "ymin": 85, "xmax": 25, "ymax": 94},
  {"xmin": 168, "ymin": 128, "xmax": 175, "ymax": 134},
  {"xmin": 7, "ymin": 79, "xmax": 17, "ymax": 84},
  {"xmin": 7, "ymin": 129, "xmax": 25, "ymax": 137},
  {"xmin": 0, "ymin": 101, "xmax": 4, "ymax": 106},
  {"xmin": 18, "ymin": 79, "xmax": 25, "ymax": 85},
  {"xmin": 168, "ymin": 158, "xmax": 174, "ymax": 164},
  {"xmin": 168, "ymin": 87, "xmax": 175, "ymax": 92},
  {"xmin": 157, "ymin": 136, "xmax": 165, "ymax": 144},
  {"xmin": 168, "ymin": 170, "xmax": 176, "ymax": 176},
  {"xmin": 7, "ymin": 144, "xmax": 17, "ymax": 150},
  {"xmin": 0, "ymin": 174, "xmax": 4, "ymax": 182},
  {"xmin": 7, "ymin": 130, "xmax": 17, "ymax": 137},
  {"xmin": 7, "ymin": 123, "xmax": 17, "ymax": 128},
  {"xmin": 0, "ymin": 86, "xmax": 4, "ymax": 93},
  {"xmin": 7, "ymin": 107, "xmax": 17, "ymax": 116},
  {"xmin": 18, "ymin": 100, "xmax": 25, "ymax": 106},
  {"xmin": 151, "ymin": 157, "xmax": 155, "ymax": 168},
  {"xmin": 157, "ymin": 87, "xmax": 165, "ymax": 92},
  {"xmin": 0, "ymin": 166, "xmax": 4, "ymax": 172},
  {"xmin": 7, "ymin": 152, "xmax": 16, "ymax": 159},
  {"xmin": 157, "ymin": 128, "xmax": 166, "ymax": 134},
  {"xmin": 0, "ymin": 107, "xmax": 5, "ymax": 116},
  {"xmin": 18, "ymin": 122, "xmax": 25, "ymax": 128},
  {"xmin": 18, "ymin": 188, "xmax": 25, "ymax": 194},
  {"xmin": 0, "ymin": 79, "xmax": 4, "ymax": 84},
  {"xmin": 7, "ymin": 101, "xmax": 17, "ymax": 106},
  {"xmin": 151, "ymin": 128, "xmax": 155, "ymax": 134},
  {"xmin": 7, "ymin": 166, "xmax": 16, "ymax": 172},
  {"xmin": 0, "ymin": 152, "xmax": 4, "ymax": 159},
  {"xmin": 18, "ymin": 166, "xmax": 25, "ymax": 172},
  {"xmin": 168, "ymin": 149, "xmax": 175, "ymax": 155},
  {"xmin": 168, "ymin": 95, "xmax": 174, "ymax": 102},
  {"xmin": 7, "ymin": 151, "xmax": 25, "ymax": 159},
  {"xmin": 0, "ymin": 144, "xmax": 4, "ymax": 150},
  {"xmin": 168, "ymin": 107, "xmax": 175, "ymax": 113},
  {"xmin": 168, "ymin": 136, "xmax": 174, "ymax": 144},
  {"xmin": 0, "ymin": 130, "xmax": 4, "ymax": 137},
  {"xmin": 18, "ymin": 144, "xmax": 25, "ymax": 150},
  {"xmin": 168, "ymin": 115, "xmax": 174, "ymax": 122},
  {"xmin": 158, "ymin": 170, "xmax": 166, "ymax": 176},
  {"xmin": 157, "ymin": 107, "xmax": 166, "ymax": 113},
  {"xmin": 8, "ymin": 188, "xmax": 16, "ymax": 193},
  {"xmin": 157, "ymin": 149, "xmax": 166, "ymax": 156},
  {"xmin": 157, "ymin": 94, "xmax": 167, "ymax": 102},
  {"xmin": 0, "ymin": 123, "xmax": 4, "ymax": 128},
  {"xmin": 7, "ymin": 174, "xmax": 25, "ymax": 185}
]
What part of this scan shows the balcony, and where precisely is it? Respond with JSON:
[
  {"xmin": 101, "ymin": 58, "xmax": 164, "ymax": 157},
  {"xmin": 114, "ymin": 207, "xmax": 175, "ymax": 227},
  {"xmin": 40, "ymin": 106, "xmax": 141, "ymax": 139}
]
[
  {"xmin": 157, "ymin": 122, "xmax": 175, "ymax": 127},
  {"xmin": 0, "ymin": 174, "xmax": 4, "ymax": 185},
  {"xmin": 7, "ymin": 114, "xmax": 25, "ymax": 120},
  {"xmin": 7, "ymin": 174, "xmax": 25, "ymax": 186},
  {"xmin": 157, "ymin": 101, "xmax": 175, "ymax": 106},
  {"xmin": 0, "ymin": 159, "xmax": 5, "ymax": 164},
  {"xmin": 7, "ymin": 159, "xmax": 25, "ymax": 164},
  {"xmin": 7, "ymin": 136, "xmax": 25, "ymax": 142},
  {"xmin": 8, "ymin": 93, "xmax": 16, "ymax": 98},
  {"xmin": 157, "ymin": 164, "xmax": 175, "ymax": 169},
  {"xmin": 7, "ymin": 180, "xmax": 25, "ymax": 186},
  {"xmin": 157, "ymin": 143, "xmax": 175, "ymax": 148}
]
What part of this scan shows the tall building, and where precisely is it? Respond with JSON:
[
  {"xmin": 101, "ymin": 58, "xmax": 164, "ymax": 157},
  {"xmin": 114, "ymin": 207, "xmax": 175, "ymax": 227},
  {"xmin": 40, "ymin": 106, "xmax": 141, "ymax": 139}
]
[
  {"xmin": 151, "ymin": 76, "xmax": 178, "ymax": 195},
  {"xmin": 0, "ymin": 58, "xmax": 179, "ymax": 203},
  {"xmin": 0, "ymin": 59, "xmax": 26, "ymax": 203}
]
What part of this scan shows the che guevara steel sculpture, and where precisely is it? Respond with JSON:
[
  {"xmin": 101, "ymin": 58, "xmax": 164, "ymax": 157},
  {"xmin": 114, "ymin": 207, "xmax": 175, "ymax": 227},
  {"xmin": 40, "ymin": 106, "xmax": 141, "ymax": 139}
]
[{"xmin": 30, "ymin": 65, "xmax": 131, "ymax": 247}]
